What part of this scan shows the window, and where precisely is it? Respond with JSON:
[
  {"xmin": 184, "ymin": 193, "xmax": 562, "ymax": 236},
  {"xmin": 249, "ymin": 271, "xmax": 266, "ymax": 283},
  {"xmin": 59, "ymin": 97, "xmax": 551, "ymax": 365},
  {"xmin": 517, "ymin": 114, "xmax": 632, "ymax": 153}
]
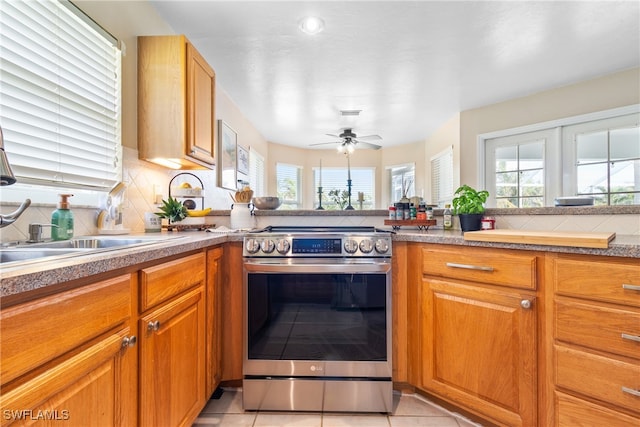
[
  {"xmin": 388, "ymin": 163, "xmax": 415, "ymax": 204},
  {"xmin": 430, "ymin": 147, "xmax": 453, "ymax": 207},
  {"xmin": 276, "ymin": 163, "xmax": 302, "ymax": 209},
  {"xmin": 314, "ymin": 167, "xmax": 375, "ymax": 210},
  {"xmin": 249, "ymin": 148, "xmax": 265, "ymax": 197},
  {"xmin": 564, "ymin": 115, "xmax": 640, "ymax": 205},
  {"xmin": 481, "ymin": 106, "xmax": 639, "ymax": 207},
  {"xmin": 0, "ymin": 0, "xmax": 122, "ymax": 201}
]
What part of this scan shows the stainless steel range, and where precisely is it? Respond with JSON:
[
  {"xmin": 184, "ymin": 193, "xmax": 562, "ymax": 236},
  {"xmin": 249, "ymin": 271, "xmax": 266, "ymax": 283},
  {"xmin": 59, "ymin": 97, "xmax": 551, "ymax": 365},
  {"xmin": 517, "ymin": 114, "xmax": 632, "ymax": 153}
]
[{"xmin": 242, "ymin": 226, "xmax": 393, "ymax": 413}]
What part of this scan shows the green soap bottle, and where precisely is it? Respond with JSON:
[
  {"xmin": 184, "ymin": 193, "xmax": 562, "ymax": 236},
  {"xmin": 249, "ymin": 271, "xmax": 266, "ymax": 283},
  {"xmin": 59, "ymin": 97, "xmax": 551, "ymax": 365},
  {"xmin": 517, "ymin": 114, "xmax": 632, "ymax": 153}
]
[{"xmin": 52, "ymin": 194, "xmax": 74, "ymax": 240}]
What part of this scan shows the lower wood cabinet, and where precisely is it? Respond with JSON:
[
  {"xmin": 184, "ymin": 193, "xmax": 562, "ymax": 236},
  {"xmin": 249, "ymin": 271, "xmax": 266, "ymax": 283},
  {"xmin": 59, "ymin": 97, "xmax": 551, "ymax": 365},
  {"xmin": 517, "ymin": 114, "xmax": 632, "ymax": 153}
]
[
  {"xmin": 0, "ymin": 274, "xmax": 137, "ymax": 427},
  {"xmin": 410, "ymin": 244, "xmax": 540, "ymax": 427},
  {"xmin": 139, "ymin": 253, "xmax": 207, "ymax": 427},
  {"xmin": 550, "ymin": 253, "xmax": 640, "ymax": 426}
]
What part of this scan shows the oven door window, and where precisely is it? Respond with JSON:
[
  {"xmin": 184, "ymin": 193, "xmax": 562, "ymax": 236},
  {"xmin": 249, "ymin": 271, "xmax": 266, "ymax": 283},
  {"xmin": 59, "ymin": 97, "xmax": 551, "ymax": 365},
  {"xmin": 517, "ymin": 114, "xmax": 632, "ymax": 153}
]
[{"xmin": 247, "ymin": 273, "xmax": 387, "ymax": 362}]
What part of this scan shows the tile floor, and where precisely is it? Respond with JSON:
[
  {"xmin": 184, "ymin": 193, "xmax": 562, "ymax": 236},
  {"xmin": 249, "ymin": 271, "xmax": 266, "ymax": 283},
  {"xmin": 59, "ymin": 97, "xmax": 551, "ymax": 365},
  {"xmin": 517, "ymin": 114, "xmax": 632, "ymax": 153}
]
[{"xmin": 193, "ymin": 388, "xmax": 483, "ymax": 427}]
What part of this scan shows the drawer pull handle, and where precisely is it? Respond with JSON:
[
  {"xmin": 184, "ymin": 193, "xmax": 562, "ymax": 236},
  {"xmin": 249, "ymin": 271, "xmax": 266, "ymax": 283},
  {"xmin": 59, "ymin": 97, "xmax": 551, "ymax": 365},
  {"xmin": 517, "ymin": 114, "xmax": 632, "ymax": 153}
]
[
  {"xmin": 147, "ymin": 320, "xmax": 161, "ymax": 332},
  {"xmin": 445, "ymin": 262, "xmax": 494, "ymax": 272},
  {"xmin": 622, "ymin": 284, "xmax": 640, "ymax": 291},
  {"xmin": 621, "ymin": 333, "xmax": 640, "ymax": 343},
  {"xmin": 622, "ymin": 386, "xmax": 640, "ymax": 397}
]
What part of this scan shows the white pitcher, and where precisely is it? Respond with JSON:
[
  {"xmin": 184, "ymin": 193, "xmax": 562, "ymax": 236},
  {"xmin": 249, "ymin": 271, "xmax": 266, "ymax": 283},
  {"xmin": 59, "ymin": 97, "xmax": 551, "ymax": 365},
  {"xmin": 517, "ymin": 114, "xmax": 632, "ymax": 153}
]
[{"xmin": 230, "ymin": 203, "xmax": 256, "ymax": 230}]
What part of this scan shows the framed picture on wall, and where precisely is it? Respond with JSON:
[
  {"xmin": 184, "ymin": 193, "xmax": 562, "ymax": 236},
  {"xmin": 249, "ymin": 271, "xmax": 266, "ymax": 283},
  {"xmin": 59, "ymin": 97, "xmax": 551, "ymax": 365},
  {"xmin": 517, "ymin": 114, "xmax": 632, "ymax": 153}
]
[
  {"xmin": 218, "ymin": 120, "xmax": 237, "ymax": 190},
  {"xmin": 237, "ymin": 145, "xmax": 249, "ymax": 175}
]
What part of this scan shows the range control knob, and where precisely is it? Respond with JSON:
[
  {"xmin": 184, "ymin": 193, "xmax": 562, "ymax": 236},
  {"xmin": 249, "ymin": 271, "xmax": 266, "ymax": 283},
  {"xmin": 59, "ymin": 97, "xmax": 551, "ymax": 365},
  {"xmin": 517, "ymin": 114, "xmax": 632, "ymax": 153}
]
[
  {"xmin": 344, "ymin": 239, "xmax": 359, "ymax": 254},
  {"xmin": 276, "ymin": 239, "xmax": 291, "ymax": 254},
  {"xmin": 375, "ymin": 239, "xmax": 390, "ymax": 254},
  {"xmin": 359, "ymin": 239, "xmax": 374, "ymax": 253},
  {"xmin": 260, "ymin": 239, "xmax": 276, "ymax": 253},
  {"xmin": 245, "ymin": 238, "xmax": 260, "ymax": 254}
]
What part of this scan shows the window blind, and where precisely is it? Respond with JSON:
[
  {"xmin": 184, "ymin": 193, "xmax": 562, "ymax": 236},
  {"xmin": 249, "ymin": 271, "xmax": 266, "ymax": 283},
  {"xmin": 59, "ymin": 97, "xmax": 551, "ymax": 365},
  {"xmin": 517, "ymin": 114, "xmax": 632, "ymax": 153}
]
[
  {"xmin": 314, "ymin": 167, "xmax": 375, "ymax": 209},
  {"xmin": 431, "ymin": 147, "xmax": 453, "ymax": 206},
  {"xmin": 0, "ymin": 0, "xmax": 122, "ymax": 190},
  {"xmin": 276, "ymin": 163, "xmax": 302, "ymax": 208},
  {"xmin": 249, "ymin": 148, "xmax": 265, "ymax": 196}
]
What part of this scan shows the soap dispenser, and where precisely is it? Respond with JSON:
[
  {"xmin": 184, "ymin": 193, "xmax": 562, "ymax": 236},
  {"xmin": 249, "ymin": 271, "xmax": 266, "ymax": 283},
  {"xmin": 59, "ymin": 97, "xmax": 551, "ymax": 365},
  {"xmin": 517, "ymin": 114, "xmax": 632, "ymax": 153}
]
[{"xmin": 52, "ymin": 194, "xmax": 74, "ymax": 240}]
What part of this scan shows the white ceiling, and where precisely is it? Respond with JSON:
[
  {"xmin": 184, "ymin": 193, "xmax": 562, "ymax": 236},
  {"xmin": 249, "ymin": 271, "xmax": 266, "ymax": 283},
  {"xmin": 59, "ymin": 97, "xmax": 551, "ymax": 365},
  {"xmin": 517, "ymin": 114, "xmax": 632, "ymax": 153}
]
[{"xmin": 149, "ymin": 1, "xmax": 640, "ymax": 149}]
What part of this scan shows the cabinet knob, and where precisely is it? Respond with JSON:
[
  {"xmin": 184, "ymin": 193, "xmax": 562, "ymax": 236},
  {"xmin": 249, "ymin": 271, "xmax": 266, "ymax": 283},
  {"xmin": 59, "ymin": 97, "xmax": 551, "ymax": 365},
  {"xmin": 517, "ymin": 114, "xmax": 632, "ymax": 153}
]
[
  {"xmin": 520, "ymin": 299, "xmax": 532, "ymax": 309},
  {"xmin": 121, "ymin": 335, "xmax": 137, "ymax": 349},
  {"xmin": 147, "ymin": 320, "xmax": 161, "ymax": 332}
]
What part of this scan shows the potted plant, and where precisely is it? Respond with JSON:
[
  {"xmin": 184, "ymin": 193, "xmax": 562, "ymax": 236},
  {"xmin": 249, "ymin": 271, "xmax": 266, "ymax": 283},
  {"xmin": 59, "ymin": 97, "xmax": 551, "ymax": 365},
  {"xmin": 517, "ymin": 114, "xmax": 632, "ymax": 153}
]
[
  {"xmin": 156, "ymin": 196, "xmax": 188, "ymax": 224},
  {"xmin": 451, "ymin": 184, "xmax": 490, "ymax": 231}
]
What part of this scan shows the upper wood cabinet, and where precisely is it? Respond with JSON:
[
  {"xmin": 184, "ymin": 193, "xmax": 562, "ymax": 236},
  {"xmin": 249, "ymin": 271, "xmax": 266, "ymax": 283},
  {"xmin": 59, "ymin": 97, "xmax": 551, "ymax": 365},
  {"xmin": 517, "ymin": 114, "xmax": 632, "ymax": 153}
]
[{"xmin": 138, "ymin": 35, "xmax": 216, "ymax": 169}]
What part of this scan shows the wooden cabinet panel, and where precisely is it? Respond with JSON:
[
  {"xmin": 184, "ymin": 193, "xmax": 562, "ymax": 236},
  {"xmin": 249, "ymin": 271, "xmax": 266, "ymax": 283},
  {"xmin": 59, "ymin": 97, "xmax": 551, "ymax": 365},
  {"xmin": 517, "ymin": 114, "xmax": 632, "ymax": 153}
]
[
  {"xmin": 139, "ymin": 288, "xmax": 205, "ymax": 427},
  {"xmin": 421, "ymin": 246, "xmax": 537, "ymax": 290},
  {"xmin": 1, "ymin": 274, "xmax": 131, "ymax": 385},
  {"xmin": 206, "ymin": 246, "xmax": 224, "ymax": 397},
  {"xmin": 138, "ymin": 35, "xmax": 216, "ymax": 169},
  {"xmin": 221, "ymin": 242, "xmax": 243, "ymax": 382},
  {"xmin": 422, "ymin": 278, "xmax": 537, "ymax": 427},
  {"xmin": 553, "ymin": 257, "xmax": 640, "ymax": 307},
  {"xmin": 140, "ymin": 253, "xmax": 205, "ymax": 311},
  {"xmin": 555, "ymin": 391, "xmax": 639, "ymax": 427},
  {"xmin": 186, "ymin": 42, "xmax": 215, "ymax": 165},
  {"xmin": 555, "ymin": 345, "xmax": 640, "ymax": 414},
  {"xmin": 555, "ymin": 299, "xmax": 640, "ymax": 359}
]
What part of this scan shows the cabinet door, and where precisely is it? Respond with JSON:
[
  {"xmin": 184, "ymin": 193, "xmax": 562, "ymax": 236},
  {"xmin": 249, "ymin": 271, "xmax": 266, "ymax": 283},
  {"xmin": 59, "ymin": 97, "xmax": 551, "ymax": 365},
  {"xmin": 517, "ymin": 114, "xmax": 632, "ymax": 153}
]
[
  {"xmin": 422, "ymin": 279, "xmax": 537, "ymax": 427},
  {"xmin": 139, "ymin": 288, "xmax": 205, "ymax": 427},
  {"xmin": 186, "ymin": 42, "xmax": 215, "ymax": 165},
  {"xmin": 1, "ymin": 328, "xmax": 135, "ymax": 427}
]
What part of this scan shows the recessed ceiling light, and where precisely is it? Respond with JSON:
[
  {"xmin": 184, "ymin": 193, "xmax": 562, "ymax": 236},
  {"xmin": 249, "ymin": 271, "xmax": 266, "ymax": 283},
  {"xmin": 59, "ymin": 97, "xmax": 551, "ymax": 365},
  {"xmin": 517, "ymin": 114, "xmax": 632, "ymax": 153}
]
[
  {"xmin": 340, "ymin": 110, "xmax": 361, "ymax": 116},
  {"xmin": 299, "ymin": 16, "xmax": 324, "ymax": 35}
]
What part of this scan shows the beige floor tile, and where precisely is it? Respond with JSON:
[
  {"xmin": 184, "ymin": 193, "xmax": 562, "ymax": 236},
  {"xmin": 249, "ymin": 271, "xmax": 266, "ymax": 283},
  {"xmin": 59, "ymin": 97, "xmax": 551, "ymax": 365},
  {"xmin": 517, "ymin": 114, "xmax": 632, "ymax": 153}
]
[
  {"xmin": 392, "ymin": 394, "xmax": 450, "ymax": 417},
  {"xmin": 254, "ymin": 413, "xmax": 322, "ymax": 427},
  {"xmin": 389, "ymin": 416, "xmax": 460, "ymax": 427},
  {"xmin": 322, "ymin": 414, "xmax": 391, "ymax": 426},
  {"xmin": 192, "ymin": 413, "xmax": 256, "ymax": 426}
]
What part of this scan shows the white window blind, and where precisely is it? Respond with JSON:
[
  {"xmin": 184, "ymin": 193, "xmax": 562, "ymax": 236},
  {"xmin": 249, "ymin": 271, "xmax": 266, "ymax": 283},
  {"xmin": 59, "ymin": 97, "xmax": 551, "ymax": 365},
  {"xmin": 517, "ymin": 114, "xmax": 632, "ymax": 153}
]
[
  {"xmin": 0, "ymin": 0, "xmax": 122, "ymax": 191},
  {"xmin": 276, "ymin": 163, "xmax": 302, "ymax": 209},
  {"xmin": 249, "ymin": 148, "xmax": 265, "ymax": 196},
  {"xmin": 314, "ymin": 167, "xmax": 375, "ymax": 209},
  {"xmin": 431, "ymin": 147, "xmax": 453, "ymax": 207}
]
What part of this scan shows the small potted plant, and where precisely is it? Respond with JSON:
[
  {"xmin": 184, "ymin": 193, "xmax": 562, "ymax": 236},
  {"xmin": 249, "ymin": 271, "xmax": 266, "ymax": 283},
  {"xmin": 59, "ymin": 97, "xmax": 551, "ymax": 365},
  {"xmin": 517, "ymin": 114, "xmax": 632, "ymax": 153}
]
[
  {"xmin": 451, "ymin": 184, "xmax": 490, "ymax": 231},
  {"xmin": 156, "ymin": 196, "xmax": 188, "ymax": 224}
]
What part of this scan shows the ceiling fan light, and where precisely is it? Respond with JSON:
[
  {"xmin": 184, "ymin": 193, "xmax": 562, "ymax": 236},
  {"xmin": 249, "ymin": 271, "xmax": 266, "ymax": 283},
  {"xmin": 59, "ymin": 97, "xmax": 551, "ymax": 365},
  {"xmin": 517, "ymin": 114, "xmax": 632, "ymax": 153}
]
[
  {"xmin": 299, "ymin": 16, "xmax": 324, "ymax": 35},
  {"xmin": 347, "ymin": 144, "xmax": 355, "ymax": 153}
]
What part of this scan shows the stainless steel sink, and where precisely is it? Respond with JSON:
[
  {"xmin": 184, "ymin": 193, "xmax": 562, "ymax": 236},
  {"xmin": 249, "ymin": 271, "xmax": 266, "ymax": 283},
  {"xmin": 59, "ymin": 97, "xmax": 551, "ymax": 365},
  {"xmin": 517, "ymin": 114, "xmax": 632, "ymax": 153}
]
[
  {"xmin": 0, "ymin": 248, "xmax": 90, "ymax": 264},
  {"xmin": 1, "ymin": 235, "xmax": 186, "ymax": 266}
]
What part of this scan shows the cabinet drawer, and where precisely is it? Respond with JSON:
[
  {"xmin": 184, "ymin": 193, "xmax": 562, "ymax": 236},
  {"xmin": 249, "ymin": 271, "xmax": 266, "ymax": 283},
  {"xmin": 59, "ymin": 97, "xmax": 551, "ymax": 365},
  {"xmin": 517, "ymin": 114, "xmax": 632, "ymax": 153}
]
[
  {"xmin": 553, "ymin": 257, "xmax": 640, "ymax": 307},
  {"xmin": 556, "ymin": 345, "xmax": 640, "ymax": 413},
  {"xmin": 1, "ymin": 274, "xmax": 132, "ymax": 385},
  {"xmin": 140, "ymin": 252, "xmax": 205, "ymax": 311},
  {"xmin": 422, "ymin": 247, "xmax": 537, "ymax": 289},
  {"xmin": 556, "ymin": 299, "xmax": 640, "ymax": 359},
  {"xmin": 555, "ymin": 391, "xmax": 639, "ymax": 426}
]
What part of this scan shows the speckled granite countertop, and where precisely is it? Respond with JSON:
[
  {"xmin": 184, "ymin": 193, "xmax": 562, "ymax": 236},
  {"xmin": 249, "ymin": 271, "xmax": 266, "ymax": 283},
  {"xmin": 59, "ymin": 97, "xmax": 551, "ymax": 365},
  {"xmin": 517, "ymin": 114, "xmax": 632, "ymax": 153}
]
[{"xmin": 1, "ymin": 229, "xmax": 638, "ymax": 301}]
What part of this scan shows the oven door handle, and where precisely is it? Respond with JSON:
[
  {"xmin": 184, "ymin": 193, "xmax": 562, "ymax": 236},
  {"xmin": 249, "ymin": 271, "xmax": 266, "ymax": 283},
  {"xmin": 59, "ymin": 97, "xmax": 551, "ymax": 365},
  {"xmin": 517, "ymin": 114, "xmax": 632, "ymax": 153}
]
[{"xmin": 243, "ymin": 261, "xmax": 391, "ymax": 274}]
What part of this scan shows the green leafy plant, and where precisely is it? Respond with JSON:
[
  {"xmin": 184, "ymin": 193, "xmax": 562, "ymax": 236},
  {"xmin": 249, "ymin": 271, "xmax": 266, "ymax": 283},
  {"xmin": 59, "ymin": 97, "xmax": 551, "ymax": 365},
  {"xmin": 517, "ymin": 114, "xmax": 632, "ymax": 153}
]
[
  {"xmin": 328, "ymin": 189, "xmax": 349, "ymax": 210},
  {"xmin": 451, "ymin": 184, "xmax": 490, "ymax": 214},
  {"xmin": 156, "ymin": 196, "xmax": 188, "ymax": 223}
]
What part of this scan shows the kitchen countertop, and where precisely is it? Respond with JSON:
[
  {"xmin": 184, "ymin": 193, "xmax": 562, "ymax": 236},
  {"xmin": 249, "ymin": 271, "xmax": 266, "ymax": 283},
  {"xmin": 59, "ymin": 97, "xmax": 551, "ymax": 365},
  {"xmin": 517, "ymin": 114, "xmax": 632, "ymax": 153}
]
[{"xmin": 1, "ymin": 229, "xmax": 639, "ymax": 300}]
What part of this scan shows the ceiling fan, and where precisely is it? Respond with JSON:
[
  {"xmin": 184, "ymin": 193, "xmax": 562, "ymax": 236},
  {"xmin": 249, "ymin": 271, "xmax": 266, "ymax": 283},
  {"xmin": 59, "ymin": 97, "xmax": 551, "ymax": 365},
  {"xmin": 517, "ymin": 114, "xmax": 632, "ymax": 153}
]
[{"xmin": 310, "ymin": 128, "xmax": 383, "ymax": 152}]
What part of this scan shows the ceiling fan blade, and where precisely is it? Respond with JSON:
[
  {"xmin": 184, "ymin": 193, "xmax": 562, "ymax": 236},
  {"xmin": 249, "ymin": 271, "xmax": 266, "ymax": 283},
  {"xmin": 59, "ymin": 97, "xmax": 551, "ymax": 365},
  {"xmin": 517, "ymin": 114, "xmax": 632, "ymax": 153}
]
[
  {"xmin": 355, "ymin": 140, "xmax": 382, "ymax": 150},
  {"xmin": 325, "ymin": 133, "xmax": 340, "ymax": 138},
  {"xmin": 309, "ymin": 141, "xmax": 340, "ymax": 147},
  {"xmin": 355, "ymin": 134, "xmax": 382, "ymax": 141}
]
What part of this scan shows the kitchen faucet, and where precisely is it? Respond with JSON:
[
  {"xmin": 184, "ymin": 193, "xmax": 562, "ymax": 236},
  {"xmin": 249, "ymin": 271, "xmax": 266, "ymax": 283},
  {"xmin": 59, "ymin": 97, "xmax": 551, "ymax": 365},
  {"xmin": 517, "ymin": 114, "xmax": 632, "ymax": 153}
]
[{"xmin": 0, "ymin": 124, "xmax": 31, "ymax": 228}]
